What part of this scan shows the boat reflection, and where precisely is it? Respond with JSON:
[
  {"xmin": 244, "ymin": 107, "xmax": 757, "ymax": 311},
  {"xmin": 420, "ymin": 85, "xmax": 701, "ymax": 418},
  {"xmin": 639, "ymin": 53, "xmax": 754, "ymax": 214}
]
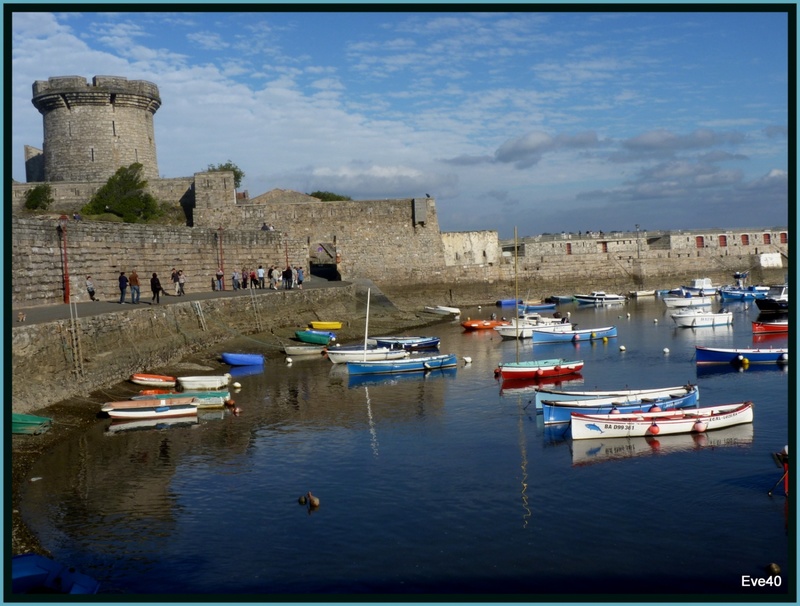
[
  {"xmin": 346, "ymin": 366, "xmax": 458, "ymax": 389},
  {"xmin": 228, "ymin": 364, "xmax": 266, "ymax": 378},
  {"xmin": 499, "ymin": 374, "xmax": 584, "ymax": 395},
  {"xmin": 105, "ymin": 416, "xmax": 199, "ymax": 435},
  {"xmin": 752, "ymin": 332, "xmax": 789, "ymax": 344},
  {"xmin": 570, "ymin": 423, "xmax": 754, "ymax": 467},
  {"xmin": 696, "ymin": 362, "xmax": 789, "ymax": 378}
]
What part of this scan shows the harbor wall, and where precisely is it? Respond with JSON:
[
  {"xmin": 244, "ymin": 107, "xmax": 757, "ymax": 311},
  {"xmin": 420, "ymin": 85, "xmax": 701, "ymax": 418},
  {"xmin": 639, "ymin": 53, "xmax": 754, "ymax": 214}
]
[{"xmin": 11, "ymin": 284, "xmax": 359, "ymax": 414}]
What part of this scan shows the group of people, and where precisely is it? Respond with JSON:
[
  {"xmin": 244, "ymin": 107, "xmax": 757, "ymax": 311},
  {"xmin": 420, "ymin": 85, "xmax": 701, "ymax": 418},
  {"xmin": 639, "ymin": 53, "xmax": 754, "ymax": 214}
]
[
  {"xmin": 91, "ymin": 263, "xmax": 304, "ymax": 305},
  {"xmin": 231, "ymin": 265, "xmax": 305, "ymax": 291}
]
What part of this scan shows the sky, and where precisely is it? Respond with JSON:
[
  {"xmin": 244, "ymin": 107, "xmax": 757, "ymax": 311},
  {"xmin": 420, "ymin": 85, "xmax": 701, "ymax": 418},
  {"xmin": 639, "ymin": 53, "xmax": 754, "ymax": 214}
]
[{"xmin": 8, "ymin": 8, "xmax": 791, "ymax": 239}]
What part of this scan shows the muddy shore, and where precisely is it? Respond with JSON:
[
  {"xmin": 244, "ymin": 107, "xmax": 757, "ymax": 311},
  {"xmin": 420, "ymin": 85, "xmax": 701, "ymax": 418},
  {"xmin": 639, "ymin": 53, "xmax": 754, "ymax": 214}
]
[{"xmin": 10, "ymin": 287, "xmax": 462, "ymax": 557}]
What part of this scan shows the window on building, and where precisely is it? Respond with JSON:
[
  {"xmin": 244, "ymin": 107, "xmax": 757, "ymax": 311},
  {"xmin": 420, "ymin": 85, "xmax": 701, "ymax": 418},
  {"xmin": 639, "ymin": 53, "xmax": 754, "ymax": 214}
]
[
  {"xmin": 780, "ymin": 232, "xmax": 788, "ymax": 244},
  {"xmin": 566, "ymin": 243, "xmax": 572, "ymax": 255},
  {"xmin": 719, "ymin": 235, "xmax": 727, "ymax": 247},
  {"xmin": 741, "ymin": 234, "xmax": 750, "ymax": 246},
  {"xmin": 763, "ymin": 233, "xmax": 771, "ymax": 245},
  {"xmin": 695, "ymin": 236, "xmax": 704, "ymax": 248}
]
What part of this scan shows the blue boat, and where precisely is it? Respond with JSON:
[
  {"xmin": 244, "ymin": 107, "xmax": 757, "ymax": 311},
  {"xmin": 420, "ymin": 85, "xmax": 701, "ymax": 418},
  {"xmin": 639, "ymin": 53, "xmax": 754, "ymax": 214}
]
[
  {"xmin": 531, "ymin": 325, "xmax": 617, "ymax": 344},
  {"xmin": 518, "ymin": 302, "xmax": 557, "ymax": 313},
  {"xmin": 370, "ymin": 336, "xmax": 440, "ymax": 351},
  {"xmin": 695, "ymin": 346, "xmax": 789, "ymax": 365},
  {"xmin": 541, "ymin": 386, "xmax": 700, "ymax": 425},
  {"xmin": 719, "ymin": 285, "xmax": 769, "ymax": 300},
  {"xmin": 496, "ymin": 298, "xmax": 522, "ymax": 307},
  {"xmin": 12, "ymin": 553, "xmax": 100, "ymax": 594},
  {"xmin": 347, "ymin": 353, "xmax": 458, "ymax": 375},
  {"xmin": 221, "ymin": 352, "xmax": 264, "ymax": 366}
]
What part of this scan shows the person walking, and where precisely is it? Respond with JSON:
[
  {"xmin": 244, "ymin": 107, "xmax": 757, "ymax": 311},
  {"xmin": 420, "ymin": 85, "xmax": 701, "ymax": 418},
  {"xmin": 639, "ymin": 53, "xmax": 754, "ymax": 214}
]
[
  {"xmin": 178, "ymin": 270, "xmax": 186, "ymax": 296},
  {"xmin": 129, "ymin": 269, "xmax": 141, "ymax": 304},
  {"xmin": 85, "ymin": 276, "xmax": 98, "ymax": 301},
  {"xmin": 297, "ymin": 266, "xmax": 304, "ymax": 289},
  {"xmin": 150, "ymin": 273, "xmax": 162, "ymax": 305},
  {"xmin": 171, "ymin": 267, "xmax": 180, "ymax": 296},
  {"xmin": 118, "ymin": 271, "xmax": 129, "ymax": 304}
]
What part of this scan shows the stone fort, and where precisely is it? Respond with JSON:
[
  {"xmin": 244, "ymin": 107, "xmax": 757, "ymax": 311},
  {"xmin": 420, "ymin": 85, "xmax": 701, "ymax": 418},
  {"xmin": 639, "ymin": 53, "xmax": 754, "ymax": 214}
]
[{"xmin": 11, "ymin": 75, "xmax": 789, "ymax": 308}]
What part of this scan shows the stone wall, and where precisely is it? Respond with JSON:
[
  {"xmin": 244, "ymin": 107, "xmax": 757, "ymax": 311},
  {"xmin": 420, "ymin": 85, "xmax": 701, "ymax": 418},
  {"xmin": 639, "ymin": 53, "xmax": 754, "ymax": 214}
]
[{"xmin": 11, "ymin": 284, "xmax": 358, "ymax": 413}]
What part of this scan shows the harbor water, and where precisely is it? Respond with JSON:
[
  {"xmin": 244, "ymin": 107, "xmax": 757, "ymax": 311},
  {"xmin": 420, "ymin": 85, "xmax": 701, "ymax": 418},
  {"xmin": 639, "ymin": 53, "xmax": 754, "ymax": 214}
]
[{"xmin": 20, "ymin": 297, "xmax": 791, "ymax": 597}]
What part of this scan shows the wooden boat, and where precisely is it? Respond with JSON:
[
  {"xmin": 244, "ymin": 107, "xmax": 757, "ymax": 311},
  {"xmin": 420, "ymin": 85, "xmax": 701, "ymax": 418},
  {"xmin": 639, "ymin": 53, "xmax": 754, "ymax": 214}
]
[
  {"xmin": 752, "ymin": 319, "xmax": 789, "ymax": 334},
  {"xmin": 11, "ymin": 412, "xmax": 53, "ymax": 435},
  {"xmin": 129, "ymin": 373, "xmax": 177, "ymax": 387},
  {"xmin": 12, "ymin": 553, "xmax": 100, "ymax": 594},
  {"xmin": 369, "ymin": 336, "xmax": 441, "ymax": 351},
  {"xmin": 220, "ymin": 352, "xmax": 264, "ymax": 366},
  {"xmin": 533, "ymin": 383, "xmax": 698, "ymax": 409},
  {"xmin": 325, "ymin": 346, "xmax": 410, "ymax": 364},
  {"xmin": 284, "ymin": 344, "xmax": 327, "ymax": 356},
  {"xmin": 670, "ymin": 309, "xmax": 733, "ymax": 328},
  {"xmin": 177, "ymin": 374, "xmax": 232, "ymax": 390},
  {"xmin": 755, "ymin": 284, "xmax": 789, "ymax": 313},
  {"xmin": 662, "ymin": 294, "xmax": 714, "ymax": 308},
  {"xmin": 423, "ymin": 305, "xmax": 461, "ymax": 317},
  {"xmin": 494, "ymin": 358, "xmax": 584, "ymax": 380},
  {"xmin": 570, "ymin": 401, "xmax": 753, "ymax": 440},
  {"xmin": 571, "ymin": 423, "xmax": 754, "ymax": 466},
  {"xmin": 131, "ymin": 390, "xmax": 231, "ymax": 406},
  {"xmin": 346, "ymin": 353, "xmax": 458, "ymax": 375},
  {"xmin": 295, "ymin": 329, "xmax": 336, "ymax": 345},
  {"xmin": 695, "ymin": 346, "xmax": 789, "ymax": 365},
  {"xmin": 309, "ymin": 321, "xmax": 343, "ymax": 330},
  {"xmin": 542, "ymin": 386, "xmax": 700, "ymax": 425},
  {"xmin": 574, "ymin": 291, "xmax": 626, "ymax": 305},
  {"xmin": 105, "ymin": 402, "xmax": 199, "ymax": 420},
  {"xmin": 531, "ymin": 325, "xmax": 617, "ymax": 344},
  {"xmin": 103, "ymin": 396, "xmax": 198, "ymax": 412},
  {"xmin": 461, "ymin": 318, "xmax": 511, "ymax": 331}
]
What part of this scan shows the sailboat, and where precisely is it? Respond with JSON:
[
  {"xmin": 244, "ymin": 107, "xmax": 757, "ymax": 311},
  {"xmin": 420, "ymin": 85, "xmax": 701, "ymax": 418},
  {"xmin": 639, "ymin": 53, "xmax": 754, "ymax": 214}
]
[{"xmin": 495, "ymin": 227, "xmax": 585, "ymax": 380}]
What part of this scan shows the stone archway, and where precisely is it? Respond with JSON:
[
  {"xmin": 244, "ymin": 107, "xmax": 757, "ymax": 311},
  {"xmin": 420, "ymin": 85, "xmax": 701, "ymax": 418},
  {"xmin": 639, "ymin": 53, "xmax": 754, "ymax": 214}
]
[{"xmin": 309, "ymin": 242, "xmax": 340, "ymax": 280}]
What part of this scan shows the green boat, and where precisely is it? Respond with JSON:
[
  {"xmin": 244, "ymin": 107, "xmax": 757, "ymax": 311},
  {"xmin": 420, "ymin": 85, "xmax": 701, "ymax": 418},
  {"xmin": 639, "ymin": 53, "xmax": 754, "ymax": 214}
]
[
  {"xmin": 12, "ymin": 413, "xmax": 53, "ymax": 435},
  {"xmin": 295, "ymin": 330, "xmax": 336, "ymax": 345}
]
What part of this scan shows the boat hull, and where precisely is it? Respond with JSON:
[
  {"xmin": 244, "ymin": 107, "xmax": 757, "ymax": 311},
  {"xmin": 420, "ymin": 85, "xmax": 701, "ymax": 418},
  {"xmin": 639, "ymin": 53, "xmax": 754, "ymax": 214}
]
[
  {"xmin": 695, "ymin": 346, "xmax": 789, "ymax": 365},
  {"xmin": 12, "ymin": 554, "xmax": 100, "ymax": 594},
  {"xmin": 496, "ymin": 359, "xmax": 584, "ymax": 380},
  {"xmin": 11, "ymin": 413, "xmax": 53, "ymax": 435},
  {"xmin": 221, "ymin": 352, "xmax": 265, "ymax": 366},
  {"xmin": 671, "ymin": 311, "xmax": 733, "ymax": 327},
  {"xmin": 461, "ymin": 319, "xmax": 511, "ymax": 331},
  {"xmin": 346, "ymin": 353, "xmax": 458, "ymax": 375},
  {"xmin": 495, "ymin": 323, "xmax": 573, "ymax": 339},
  {"xmin": 177, "ymin": 374, "xmax": 232, "ymax": 390},
  {"xmin": 570, "ymin": 401, "xmax": 753, "ymax": 440},
  {"xmin": 752, "ymin": 320, "xmax": 789, "ymax": 334},
  {"xmin": 326, "ymin": 348, "xmax": 410, "ymax": 364},
  {"xmin": 130, "ymin": 391, "xmax": 231, "ymax": 405},
  {"xmin": 662, "ymin": 296, "xmax": 714, "ymax": 308},
  {"xmin": 105, "ymin": 403, "xmax": 199, "ymax": 420},
  {"xmin": 129, "ymin": 373, "xmax": 177, "ymax": 387},
  {"xmin": 370, "ymin": 336, "xmax": 441, "ymax": 351},
  {"xmin": 309, "ymin": 321, "xmax": 343, "ymax": 330},
  {"xmin": 295, "ymin": 330, "xmax": 336, "ymax": 345},
  {"xmin": 284, "ymin": 344, "xmax": 326, "ymax": 356},
  {"xmin": 531, "ymin": 326, "xmax": 617, "ymax": 343},
  {"xmin": 533, "ymin": 384, "xmax": 697, "ymax": 409}
]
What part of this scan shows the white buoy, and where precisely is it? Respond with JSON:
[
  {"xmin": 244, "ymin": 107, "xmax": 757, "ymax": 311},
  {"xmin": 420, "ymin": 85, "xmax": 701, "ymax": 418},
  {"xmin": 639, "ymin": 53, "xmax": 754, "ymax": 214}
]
[
  {"xmin": 478, "ymin": 305, "xmax": 482, "ymax": 310},
  {"xmin": 653, "ymin": 319, "xmax": 658, "ymax": 323},
  {"xmin": 286, "ymin": 357, "xmax": 293, "ymax": 364},
  {"xmin": 619, "ymin": 345, "xmax": 626, "ymax": 351},
  {"xmin": 463, "ymin": 356, "xmax": 472, "ymax": 364},
  {"xmin": 626, "ymin": 313, "xmax": 631, "ymax": 318},
  {"xmin": 232, "ymin": 381, "xmax": 242, "ymax": 389},
  {"xmin": 663, "ymin": 347, "xmax": 670, "ymax": 354}
]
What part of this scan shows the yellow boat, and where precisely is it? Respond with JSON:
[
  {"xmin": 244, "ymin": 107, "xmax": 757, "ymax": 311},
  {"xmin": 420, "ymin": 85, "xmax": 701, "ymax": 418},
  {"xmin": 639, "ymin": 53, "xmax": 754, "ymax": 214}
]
[{"xmin": 309, "ymin": 321, "xmax": 343, "ymax": 330}]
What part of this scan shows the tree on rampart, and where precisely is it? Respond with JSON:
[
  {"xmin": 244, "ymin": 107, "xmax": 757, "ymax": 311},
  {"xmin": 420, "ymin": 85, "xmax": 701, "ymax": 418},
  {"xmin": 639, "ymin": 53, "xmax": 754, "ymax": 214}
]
[
  {"xmin": 82, "ymin": 163, "xmax": 160, "ymax": 223},
  {"xmin": 207, "ymin": 160, "xmax": 244, "ymax": 189},
  {"xmin": 23, "ymin": 183, "xmax": 53, "ymax": 211},
  {"xmin": 308, "ymin": 191, "xmax": 353, "ymax": 201}
]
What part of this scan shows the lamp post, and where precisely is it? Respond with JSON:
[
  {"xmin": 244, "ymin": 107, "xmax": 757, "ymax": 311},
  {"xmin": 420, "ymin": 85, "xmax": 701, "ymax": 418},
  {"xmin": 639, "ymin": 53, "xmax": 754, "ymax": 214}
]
[
  {"xmin": 58, "ymin": 215, "xmax": 70, "ymax": 303},
  {"xmin": 217, "ymin": 226, "xmax": 225, "ymax": 291}
]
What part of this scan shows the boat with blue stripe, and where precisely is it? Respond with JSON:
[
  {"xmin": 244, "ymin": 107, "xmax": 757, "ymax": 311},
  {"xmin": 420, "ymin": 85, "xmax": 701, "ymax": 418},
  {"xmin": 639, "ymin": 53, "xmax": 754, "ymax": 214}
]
[
  {"xmin": 695, "ymin": 346, "xmax": 789, "ymax": 365},
  {"xmin": 531, "ymin": 325, "xmax": 617, "ymax": 343},
  {"xmin": 347, "ymin": 353, "xmax": 458, "ymax": 375}
]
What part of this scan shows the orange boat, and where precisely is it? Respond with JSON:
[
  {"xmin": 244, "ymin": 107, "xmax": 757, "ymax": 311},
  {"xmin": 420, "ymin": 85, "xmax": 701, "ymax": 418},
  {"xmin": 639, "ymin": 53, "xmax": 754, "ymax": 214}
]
[
  {"xmin": 129, "ymin": 373, "xmax": 177, "ymax": 388},
  {"xmin": 461, "ymin": 319, "xmax": 511, "ymax": 331}
]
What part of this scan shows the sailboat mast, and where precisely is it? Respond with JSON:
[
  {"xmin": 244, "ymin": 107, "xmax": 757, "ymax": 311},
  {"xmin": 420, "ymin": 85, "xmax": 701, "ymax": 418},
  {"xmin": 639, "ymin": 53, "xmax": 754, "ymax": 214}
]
[
  {"xmin": 514, "ymin": 227, "xmax": 520, "ymax": 362},
  {"xmin": 363, "ymin": 288, "xmax": 371, "ymax": 360}
]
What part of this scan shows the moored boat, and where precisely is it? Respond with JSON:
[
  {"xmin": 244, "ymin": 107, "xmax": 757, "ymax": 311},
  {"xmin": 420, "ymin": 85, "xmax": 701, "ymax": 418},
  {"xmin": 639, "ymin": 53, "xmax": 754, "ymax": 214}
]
[
  {"xmin": 546, "ymin": 295, "xmax": 574, "ymax": 304},
  {"xmin": 102, "ymin": 396, "xmax": 199, "ymax": 412},
  {"xmin": 309, "ymin": 321, "xmax": 343, "ymax": 330},
  {"xmin": 220, "ymin": 352, "xmax": 265, "ymax": 366},
  {"xmin": 541, "ymin": 385, "xmax": 700, "ymax": 425},
  {"xmin": 662, "ymin": 294, "xmax": 715, "ymax": 308},
  {"xmin": 494, "ymin": 358, "xmax": 584, "ymax": 380},
  {"xmin": 12, "ymin": 553, "xmax": 100, "ymax": 594},
  {"xmin": 494, "ymin": 322, "xmax": 574, "ymax": 339},
  {"xmin": 755, "ymin": 284, "xmax": 789, "ymax": 313},
  {"xmin": 570, "ymin": 401, "xmax": 753, "ymax": 440},
  {"xmin": 680, "ymin": 277, "xmax": 718, "ymax": 296},
  {"xmin": 752, "ymin": 319, "xmax": 789, "ymax": 334},
  {"xmin": 574, "ymin": 291, "xmax": 626, "ymax": 305},
  {"xmin": 131, "ymin": 390, "xmax": 231, "ymax": 406},
  {"xmin": 628, "ymin": 289, "xmax": 656, "ymax": 298},
  {"xmin": 423, "ymin": 305, "xmax": 461, "ymax": 318},
  {"xmin": 532, "ymin": 383, "xmax": 698, "ymax": 410},
  {"xmin": 518, "ymin": 301, "xmax": 558, "ymax": 312},
  {"xmin": 11, "ymin": 412, "xmax": 53, "ymax": 435},
  {"xmin": 495, "ymin": 298, "xmax": 522, "ymax": 307},
  {"xmin": 346, "ymin": 353, "xmax": 458, "ymax": 375},
  {"xmin": 369, "ymin": 336, "xmax": 441, "ymax": 351},
  {"xmin": 695, "ymin": 346, "xmax": 789, "ymax": 365},
  {"xmin": 129, "ymin": 373, "xmax": 177, "ymax": 387},
  {"xmin": 325, "ymin": 346, "xmax": 410, "ymax": 364},
  {"xmin": 284, "ymin": 344, "xmax": 327, "ymax": 356},
  {"xmin": 295, "ymin": 329, "xmax": 337, "ymax": 345},
  {"xmin": 177, "ymin": 374, "xmax": 232, "ymax": 390},
  {"xmin": 670, "ymin": 309, "xmax": 733, "ymax": 328},
  {"xmin": 531, "ymin": 325, "xmax": 617, "ymax": 344},
  {"xmin": 105, "ymin": 403, "xmax": 199, "ymax": 420},
  {"xmin": 461, "ymin": 318, "xmax": 511, "ymax": 331}
]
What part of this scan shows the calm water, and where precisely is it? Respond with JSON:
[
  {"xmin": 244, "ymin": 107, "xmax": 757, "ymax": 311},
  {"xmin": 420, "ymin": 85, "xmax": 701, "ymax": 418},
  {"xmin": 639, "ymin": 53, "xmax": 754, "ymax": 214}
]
[{"xmin": 20, "ymin": 297, "xmax": 791, "ymax": 598}]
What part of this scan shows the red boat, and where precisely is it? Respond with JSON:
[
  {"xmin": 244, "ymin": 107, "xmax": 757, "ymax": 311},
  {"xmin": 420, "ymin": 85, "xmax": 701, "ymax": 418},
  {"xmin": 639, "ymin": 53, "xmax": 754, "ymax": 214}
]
[
  {"xmin": 494, "ymin": 358, "xmax": 584, "ymax": 380},
  {"xmin": 462, "ymin": 319, "xmax": 511, "ymax": 331},
  {"xmin": 752, "ymin": 320, "xmax": 788, "ymax": 334},
  {"xmin": 129, "ymin": 373, "xmax": 177, "ymax": 387}
]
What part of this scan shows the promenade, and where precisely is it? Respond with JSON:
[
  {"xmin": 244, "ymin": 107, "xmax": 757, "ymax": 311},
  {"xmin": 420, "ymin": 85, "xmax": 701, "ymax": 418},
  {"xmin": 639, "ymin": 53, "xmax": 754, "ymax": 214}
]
[{"xmin": 13, "ymin": 277, "xmax": 348, "ymax": 326}]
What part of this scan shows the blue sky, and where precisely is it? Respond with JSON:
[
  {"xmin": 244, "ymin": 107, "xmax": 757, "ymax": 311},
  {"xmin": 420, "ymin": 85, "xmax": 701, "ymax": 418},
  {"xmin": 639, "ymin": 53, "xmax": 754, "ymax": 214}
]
[{"xmin": 9, "ymin": 9, "xmax": 790, "ymax": 239}]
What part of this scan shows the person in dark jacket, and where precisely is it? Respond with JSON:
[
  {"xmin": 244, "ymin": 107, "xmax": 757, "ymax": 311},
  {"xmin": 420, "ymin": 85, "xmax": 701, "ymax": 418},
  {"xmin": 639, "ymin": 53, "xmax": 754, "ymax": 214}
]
[
  {"xmin": 151, "ymin": 273, "xmax": 163, "ymax": 305},
  {"xmin": 118, "ymin": 272, "xmax": 128, "ymax": 304}
]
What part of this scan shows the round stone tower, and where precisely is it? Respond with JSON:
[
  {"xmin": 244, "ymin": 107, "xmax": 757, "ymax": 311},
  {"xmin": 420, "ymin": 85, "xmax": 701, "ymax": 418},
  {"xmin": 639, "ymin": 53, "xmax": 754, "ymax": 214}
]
[{"xmin": 31, "ymin": 75, "xmax": 161, "ymax": 182}]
